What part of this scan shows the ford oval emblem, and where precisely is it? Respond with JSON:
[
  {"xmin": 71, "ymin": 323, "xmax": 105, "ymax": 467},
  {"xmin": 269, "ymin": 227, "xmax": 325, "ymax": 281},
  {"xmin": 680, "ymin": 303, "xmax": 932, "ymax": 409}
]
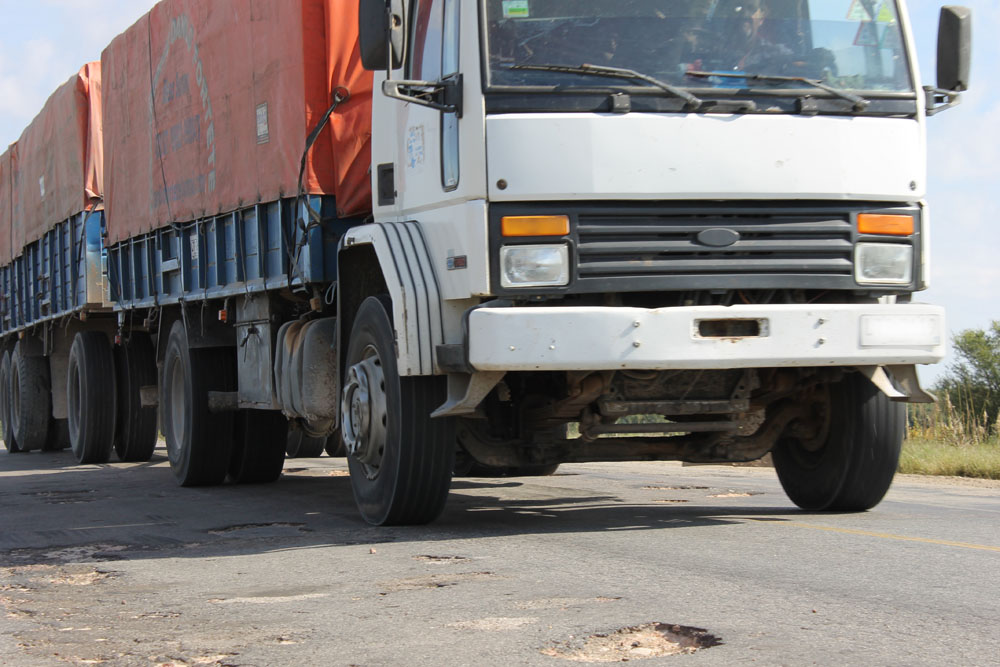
[{"xmin": 697, "ymin": 228, "xmax": 741, "ymax": 247}]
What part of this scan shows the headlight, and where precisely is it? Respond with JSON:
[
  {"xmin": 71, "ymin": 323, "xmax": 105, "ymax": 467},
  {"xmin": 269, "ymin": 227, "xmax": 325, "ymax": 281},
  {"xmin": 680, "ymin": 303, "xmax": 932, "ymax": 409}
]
[
  {"xmin": 500, "ymin": 244, "xmax": 570, "ymax": 288},
  {"xmin": 855, "ymin": 243, "xmax": 913, "ymax": 285}
]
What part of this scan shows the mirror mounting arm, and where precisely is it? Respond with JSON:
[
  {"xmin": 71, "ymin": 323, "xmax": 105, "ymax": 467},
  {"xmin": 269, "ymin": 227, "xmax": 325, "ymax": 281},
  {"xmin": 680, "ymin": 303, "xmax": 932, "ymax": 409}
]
[
  {"xmin": 382, "ymin": 75, "xmax": 464, "ymax": 117},
  {"xmin": 923, "ymin": 86, "xmax": 962, "ymax": 117}
]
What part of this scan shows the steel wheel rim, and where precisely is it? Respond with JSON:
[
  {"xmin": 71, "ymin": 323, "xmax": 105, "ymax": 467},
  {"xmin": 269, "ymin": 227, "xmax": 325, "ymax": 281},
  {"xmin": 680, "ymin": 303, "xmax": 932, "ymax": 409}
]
[{"xmin": 341, "ymin": 344, "xmax": 388, "ymax": 480}]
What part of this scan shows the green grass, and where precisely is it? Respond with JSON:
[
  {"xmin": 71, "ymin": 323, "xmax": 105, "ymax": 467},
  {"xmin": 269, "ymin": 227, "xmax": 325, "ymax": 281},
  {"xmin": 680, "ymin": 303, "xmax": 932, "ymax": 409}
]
[{"xmin": 899, "ymin": 437, "xmax": 1000, "ymax": 480}]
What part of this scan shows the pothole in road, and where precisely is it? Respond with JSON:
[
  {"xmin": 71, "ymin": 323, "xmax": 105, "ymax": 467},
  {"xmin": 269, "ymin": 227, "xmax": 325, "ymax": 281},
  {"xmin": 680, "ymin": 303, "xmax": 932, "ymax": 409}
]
[
  {"xmin": 378, "ymin": 571, "xmax": 496, "ymax": 592},
  {"xmin": 207, "ymin": 523, "xmax": 307, "ymax": 535},
  {"xmin": 3, "ymin": 543, "xmax": 128, "ymax": 566},
  {"xmin": 642, "ymin": 485, "xmax": 708, "ymax": 491},
  {"xmin": 541, "ymin": 623, "xmax": 721, "ymax": 662},
  {"xmin": 26, "ymin": 489, "xmax": 98, "ymax": 504},
  {"xmin": 413, "ymin": 555, "xmax": 471, "ymax": 564},
  {"xmin": 708, "ymin": 491, "xmax": 762, "ymax": 498}
]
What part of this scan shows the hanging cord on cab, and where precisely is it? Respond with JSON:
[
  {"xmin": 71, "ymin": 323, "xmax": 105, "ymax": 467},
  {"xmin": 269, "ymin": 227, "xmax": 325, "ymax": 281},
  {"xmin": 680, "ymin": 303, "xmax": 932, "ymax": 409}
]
[{"xmin": 285, "ymin": 87, "xmax": 351, "ymax": 294}]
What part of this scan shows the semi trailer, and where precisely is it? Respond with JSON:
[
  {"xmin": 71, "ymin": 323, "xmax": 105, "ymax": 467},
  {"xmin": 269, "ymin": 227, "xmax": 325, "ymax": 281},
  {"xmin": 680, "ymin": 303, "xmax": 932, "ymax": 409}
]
[{"xmin": 1, "ymin": 0, "xmax": 971, "ymax": 525}]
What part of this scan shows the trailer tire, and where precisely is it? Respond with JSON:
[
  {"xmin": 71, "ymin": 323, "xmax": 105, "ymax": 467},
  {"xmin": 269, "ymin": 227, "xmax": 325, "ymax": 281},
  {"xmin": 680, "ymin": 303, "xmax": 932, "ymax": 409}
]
[
  {"xmin": 773, "ymin": 372, "xmax": 903, "ymax": 512},
  {"xmin": 42, "ymin": 418, "xmax": 70, "ymax": 452},
  {"xmin": 229, "ymin": 410, "xmax": 288, "ymax": 484},
  {"xmin": 162, "ymin": 322, "xmax": 235, "ymax": 486},
  {"xmin": 113, "ymin": 333, "xmax": 158, "ymax": 462},
  {"xmin": 1, "ymin": 350, "xmax": 22, "ymax": 453},
  {"xmin": 285, "ymin": 428, "xmax": 327, "ymax": 458},
  {"xmin": 67, "ymin": 332, "xmax": 116, "ymax": 464},
  {"xmin": 11, "ymin": 343, "xmax": 52, "ymax": 452},
  {"xmin": 342, "ymin": 296, "xmax": 454, "ymax": 526}
]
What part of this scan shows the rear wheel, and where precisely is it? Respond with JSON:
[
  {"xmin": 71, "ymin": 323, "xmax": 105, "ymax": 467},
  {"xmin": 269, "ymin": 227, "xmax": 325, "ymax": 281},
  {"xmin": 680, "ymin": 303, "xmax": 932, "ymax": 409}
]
[
  {"xmin": 162, "ymin": 321, "xmax": 235, "ymax": 486},
  {"xmin": 773, "ymin": 373, "xmax": 904, "ymax": 512},
  {"xmin": 67, "ymin": 332, "xmax": 117, "ymax": 464},
  {"xmin": 11, "ymin": 343, "xmax": 51, "ymax": 452},
  {"xmin": 113, "ymin": 333, "xmax": 158, "ymax": 462},
  {"xmin": 1, "ymin": 350, "xmax": 21, "ymax": 453},
  {"xmin": 285, "ymin": 427, "xmax": 327, "ymax": 458},
  {"xmin": 342, "ymin": 296, "xmax": 454, "ymax": 526},
  {"xmin": 229, "ymin": 410, "xmax": 288, "ymax": 484}
]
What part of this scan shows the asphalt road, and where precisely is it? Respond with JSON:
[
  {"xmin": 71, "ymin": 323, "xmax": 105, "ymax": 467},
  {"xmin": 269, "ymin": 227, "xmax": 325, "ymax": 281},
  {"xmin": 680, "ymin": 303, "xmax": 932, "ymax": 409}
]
[{"xmin": 1, "ymin": 447, "xmax": 998, "ymax": 666}]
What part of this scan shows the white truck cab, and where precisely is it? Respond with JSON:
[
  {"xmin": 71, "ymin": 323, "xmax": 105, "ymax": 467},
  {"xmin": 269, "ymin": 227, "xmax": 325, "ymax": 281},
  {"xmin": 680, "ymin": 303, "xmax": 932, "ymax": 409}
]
[{"xmin": 338, "ymin": 0, "xmax": 971, "ymax": 524}]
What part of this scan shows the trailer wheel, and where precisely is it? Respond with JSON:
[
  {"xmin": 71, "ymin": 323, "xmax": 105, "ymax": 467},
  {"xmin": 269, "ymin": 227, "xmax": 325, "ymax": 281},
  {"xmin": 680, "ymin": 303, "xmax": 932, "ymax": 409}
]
[
  {"xmin": 113, "ymin": 333, "xmax": 158, "ymax": 462},
  {"xmin": 67, "ymin": 332, "xmax": 116, "ymax": 464},
  {"xmin": 42, "ymin": 419, "xmax": 70, "ymax": 452},
  {"xmin": 1, "ymin": 350, "xmax": 22, "ymax": 453},
  {"xmin": 229, "ymin": 410, "xmax": 288, "ymax": 484},
  {"xmin": 11, "ymin": 343, "xmax": 52, "ymax": 452},
  {"xmin": 773, "ymin": 373, "xmax": 903, "ymax": 512},
  {"xmin": 342, "ymin": 296, "xmax": 454, "ymax": 526},
  {"xmin": 285, "ymin": 428, "xmax": 327, "ymax": 458},
  {"xmin": 162, "ymin": 321, "xmax": 235, "ymax": 486}
]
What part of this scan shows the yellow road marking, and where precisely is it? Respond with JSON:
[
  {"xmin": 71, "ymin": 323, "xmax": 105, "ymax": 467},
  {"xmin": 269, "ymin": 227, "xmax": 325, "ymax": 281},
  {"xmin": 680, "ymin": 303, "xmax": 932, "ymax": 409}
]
[{"xmin": 749, "ymin": 519, "xmax": 1000, "ymax": 553}]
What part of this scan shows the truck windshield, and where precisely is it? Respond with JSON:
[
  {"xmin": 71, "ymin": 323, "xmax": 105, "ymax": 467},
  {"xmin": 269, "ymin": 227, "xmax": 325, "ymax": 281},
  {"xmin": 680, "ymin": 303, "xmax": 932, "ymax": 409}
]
[{"xmin": 483, "ymin": 0, "xmax": 913, "ymax": 95}]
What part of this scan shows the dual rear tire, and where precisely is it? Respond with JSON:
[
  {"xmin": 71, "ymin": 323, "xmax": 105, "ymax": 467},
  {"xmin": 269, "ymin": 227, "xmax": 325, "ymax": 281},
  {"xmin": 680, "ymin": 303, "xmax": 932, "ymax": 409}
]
[
  {"xmin": 66, "ymin": 331, "xmax": 158, "ymax": 464},
  {"xmin": 162, "ymin": 321, "xmax": 287, "ymax": 486},
  {"xmin": 7, "ymin": 343, "xmax": 52, "ymax": 453}
]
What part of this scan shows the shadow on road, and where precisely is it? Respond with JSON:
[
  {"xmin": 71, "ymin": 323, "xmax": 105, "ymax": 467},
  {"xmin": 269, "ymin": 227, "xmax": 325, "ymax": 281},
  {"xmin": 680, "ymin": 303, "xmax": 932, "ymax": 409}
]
[{"xmin": 0, "ymin": 449, "xmax": 800, "ymax": 568}]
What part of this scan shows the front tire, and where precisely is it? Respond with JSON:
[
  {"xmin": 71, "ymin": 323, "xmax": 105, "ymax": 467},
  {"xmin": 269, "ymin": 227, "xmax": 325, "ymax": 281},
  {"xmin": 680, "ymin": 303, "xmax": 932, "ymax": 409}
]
[
  {"xmin": 773, "ymin": 373, "xmax": 903, "ymax": 512},
  {"xmin": 342, "ymin": 297, "xmax": 454, "ymax": 526},
  {"xmin": 162, "ymin": 321, "xmax": 235, "ymax": 486}
]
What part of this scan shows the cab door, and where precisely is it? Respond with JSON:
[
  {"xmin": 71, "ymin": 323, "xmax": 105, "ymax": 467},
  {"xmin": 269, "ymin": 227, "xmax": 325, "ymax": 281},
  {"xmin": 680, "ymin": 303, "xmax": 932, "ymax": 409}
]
[{"xmin": 390, "ymin": 0, "xmax": 462, "ymax": 215}]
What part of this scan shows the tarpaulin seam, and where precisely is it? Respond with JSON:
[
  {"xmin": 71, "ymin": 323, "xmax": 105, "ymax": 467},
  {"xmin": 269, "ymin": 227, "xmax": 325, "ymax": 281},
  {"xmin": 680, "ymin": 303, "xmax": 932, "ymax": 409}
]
[{"xmin": 146, "ymin": 17, "xmax": 174, "ymax": 224}]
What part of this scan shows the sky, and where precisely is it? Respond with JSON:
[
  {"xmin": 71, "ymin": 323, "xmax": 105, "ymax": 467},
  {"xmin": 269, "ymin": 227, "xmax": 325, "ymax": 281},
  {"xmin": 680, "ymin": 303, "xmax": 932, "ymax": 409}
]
[{"xmin": 0, "ymin": 0, "xmax": 995, "ymax": 385}]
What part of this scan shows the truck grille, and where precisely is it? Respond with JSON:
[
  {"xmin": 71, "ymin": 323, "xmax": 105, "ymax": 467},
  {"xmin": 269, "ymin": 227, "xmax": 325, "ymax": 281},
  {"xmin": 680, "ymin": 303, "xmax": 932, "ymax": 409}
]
[
  {"xmin": 489, "ymin": 202, "xmax": 919, "ymax": 295},
  {"xmin": 576, "ymin": 210, "xmax": 854, "ymax": 281}
]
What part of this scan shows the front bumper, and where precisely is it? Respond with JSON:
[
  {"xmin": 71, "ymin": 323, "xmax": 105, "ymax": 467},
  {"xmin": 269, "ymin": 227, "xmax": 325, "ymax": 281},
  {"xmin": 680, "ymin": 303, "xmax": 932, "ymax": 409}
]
[{"xmin": 466, "ymin": 303, "xmax": 945, "ymax": 372}]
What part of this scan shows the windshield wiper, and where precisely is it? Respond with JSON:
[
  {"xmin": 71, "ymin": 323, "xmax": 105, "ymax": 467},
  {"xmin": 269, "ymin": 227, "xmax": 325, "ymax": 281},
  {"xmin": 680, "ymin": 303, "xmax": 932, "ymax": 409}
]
[
  {"xmin": 509, "ymin": 63, "xmax": 703, "ymax": 110},
  {"xmin": 685, "ymin": 71, "xmax": 869, "ymax": 111}
]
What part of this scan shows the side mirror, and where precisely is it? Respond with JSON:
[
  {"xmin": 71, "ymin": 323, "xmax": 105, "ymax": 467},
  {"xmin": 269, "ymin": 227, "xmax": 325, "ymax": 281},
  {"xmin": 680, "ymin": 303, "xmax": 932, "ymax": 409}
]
[
  {"xmin": 359, "ymin": 0, "xmax": 406, "ymax": 72},
  {"xmin": 937, "ymin": 6, "xmax": 971, "ymax": 92}
]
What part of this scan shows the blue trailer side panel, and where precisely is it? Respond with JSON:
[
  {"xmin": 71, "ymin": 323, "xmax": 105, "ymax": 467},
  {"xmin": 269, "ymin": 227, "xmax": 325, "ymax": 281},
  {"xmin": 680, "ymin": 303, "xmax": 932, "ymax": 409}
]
[
  {"xmin": 0, "ymin": 209, "xmax": 108, "ymax": 334},
  {"xmin": 108, "ymin": 196, "xmax": 354, "ymax": 309}
]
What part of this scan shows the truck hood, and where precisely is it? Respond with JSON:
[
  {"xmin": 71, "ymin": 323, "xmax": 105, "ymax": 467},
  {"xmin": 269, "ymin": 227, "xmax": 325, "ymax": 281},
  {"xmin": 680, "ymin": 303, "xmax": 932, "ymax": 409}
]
[{"xmin": 485, "ymin": 112, "xmax": 924, "ymax": 202}]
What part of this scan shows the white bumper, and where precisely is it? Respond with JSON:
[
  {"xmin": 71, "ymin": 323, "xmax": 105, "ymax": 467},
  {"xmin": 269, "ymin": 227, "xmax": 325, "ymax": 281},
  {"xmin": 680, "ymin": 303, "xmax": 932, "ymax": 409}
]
[{"xmin": 466, "ymin": 304, "xmax": 945, "ymax": 372}]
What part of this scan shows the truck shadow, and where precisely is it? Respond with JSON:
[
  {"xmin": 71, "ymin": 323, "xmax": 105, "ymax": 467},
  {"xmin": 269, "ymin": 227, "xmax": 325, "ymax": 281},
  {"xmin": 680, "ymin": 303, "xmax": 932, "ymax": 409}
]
[{"xmin": 0, "ymin": 450, "xmax": 805, "ymax": 568}]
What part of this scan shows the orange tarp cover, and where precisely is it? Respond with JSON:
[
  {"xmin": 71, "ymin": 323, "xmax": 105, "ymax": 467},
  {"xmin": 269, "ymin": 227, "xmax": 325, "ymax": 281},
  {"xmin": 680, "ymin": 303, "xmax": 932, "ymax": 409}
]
[
  {"xmin": 10, "ymin": 63, "xmax": 103, "ymax": 256},
  {"xmin": 0, "ymin": 147, "xmax": 13, "ymax": 264},
  {"xmin": 102, "ymin": 0, "xmax": 373, "ymax": 245}
]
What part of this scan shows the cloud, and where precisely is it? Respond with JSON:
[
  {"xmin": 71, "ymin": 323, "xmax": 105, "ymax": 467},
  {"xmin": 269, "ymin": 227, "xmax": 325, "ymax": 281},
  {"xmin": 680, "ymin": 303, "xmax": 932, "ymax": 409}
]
[{"xmin": 0, "ymin": 1, "xmax": 158, "ymax": 148}]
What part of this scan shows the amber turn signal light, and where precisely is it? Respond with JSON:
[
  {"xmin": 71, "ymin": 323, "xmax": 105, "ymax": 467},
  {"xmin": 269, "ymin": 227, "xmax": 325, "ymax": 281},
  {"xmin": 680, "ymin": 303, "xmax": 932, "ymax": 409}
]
[
  {"xmin": 501, "ymin": 215, "xmax": 570, "ymax": 237},
  {"xmin": 857, "ymin": 213, "xmax": 914, "ymax": 236}
]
